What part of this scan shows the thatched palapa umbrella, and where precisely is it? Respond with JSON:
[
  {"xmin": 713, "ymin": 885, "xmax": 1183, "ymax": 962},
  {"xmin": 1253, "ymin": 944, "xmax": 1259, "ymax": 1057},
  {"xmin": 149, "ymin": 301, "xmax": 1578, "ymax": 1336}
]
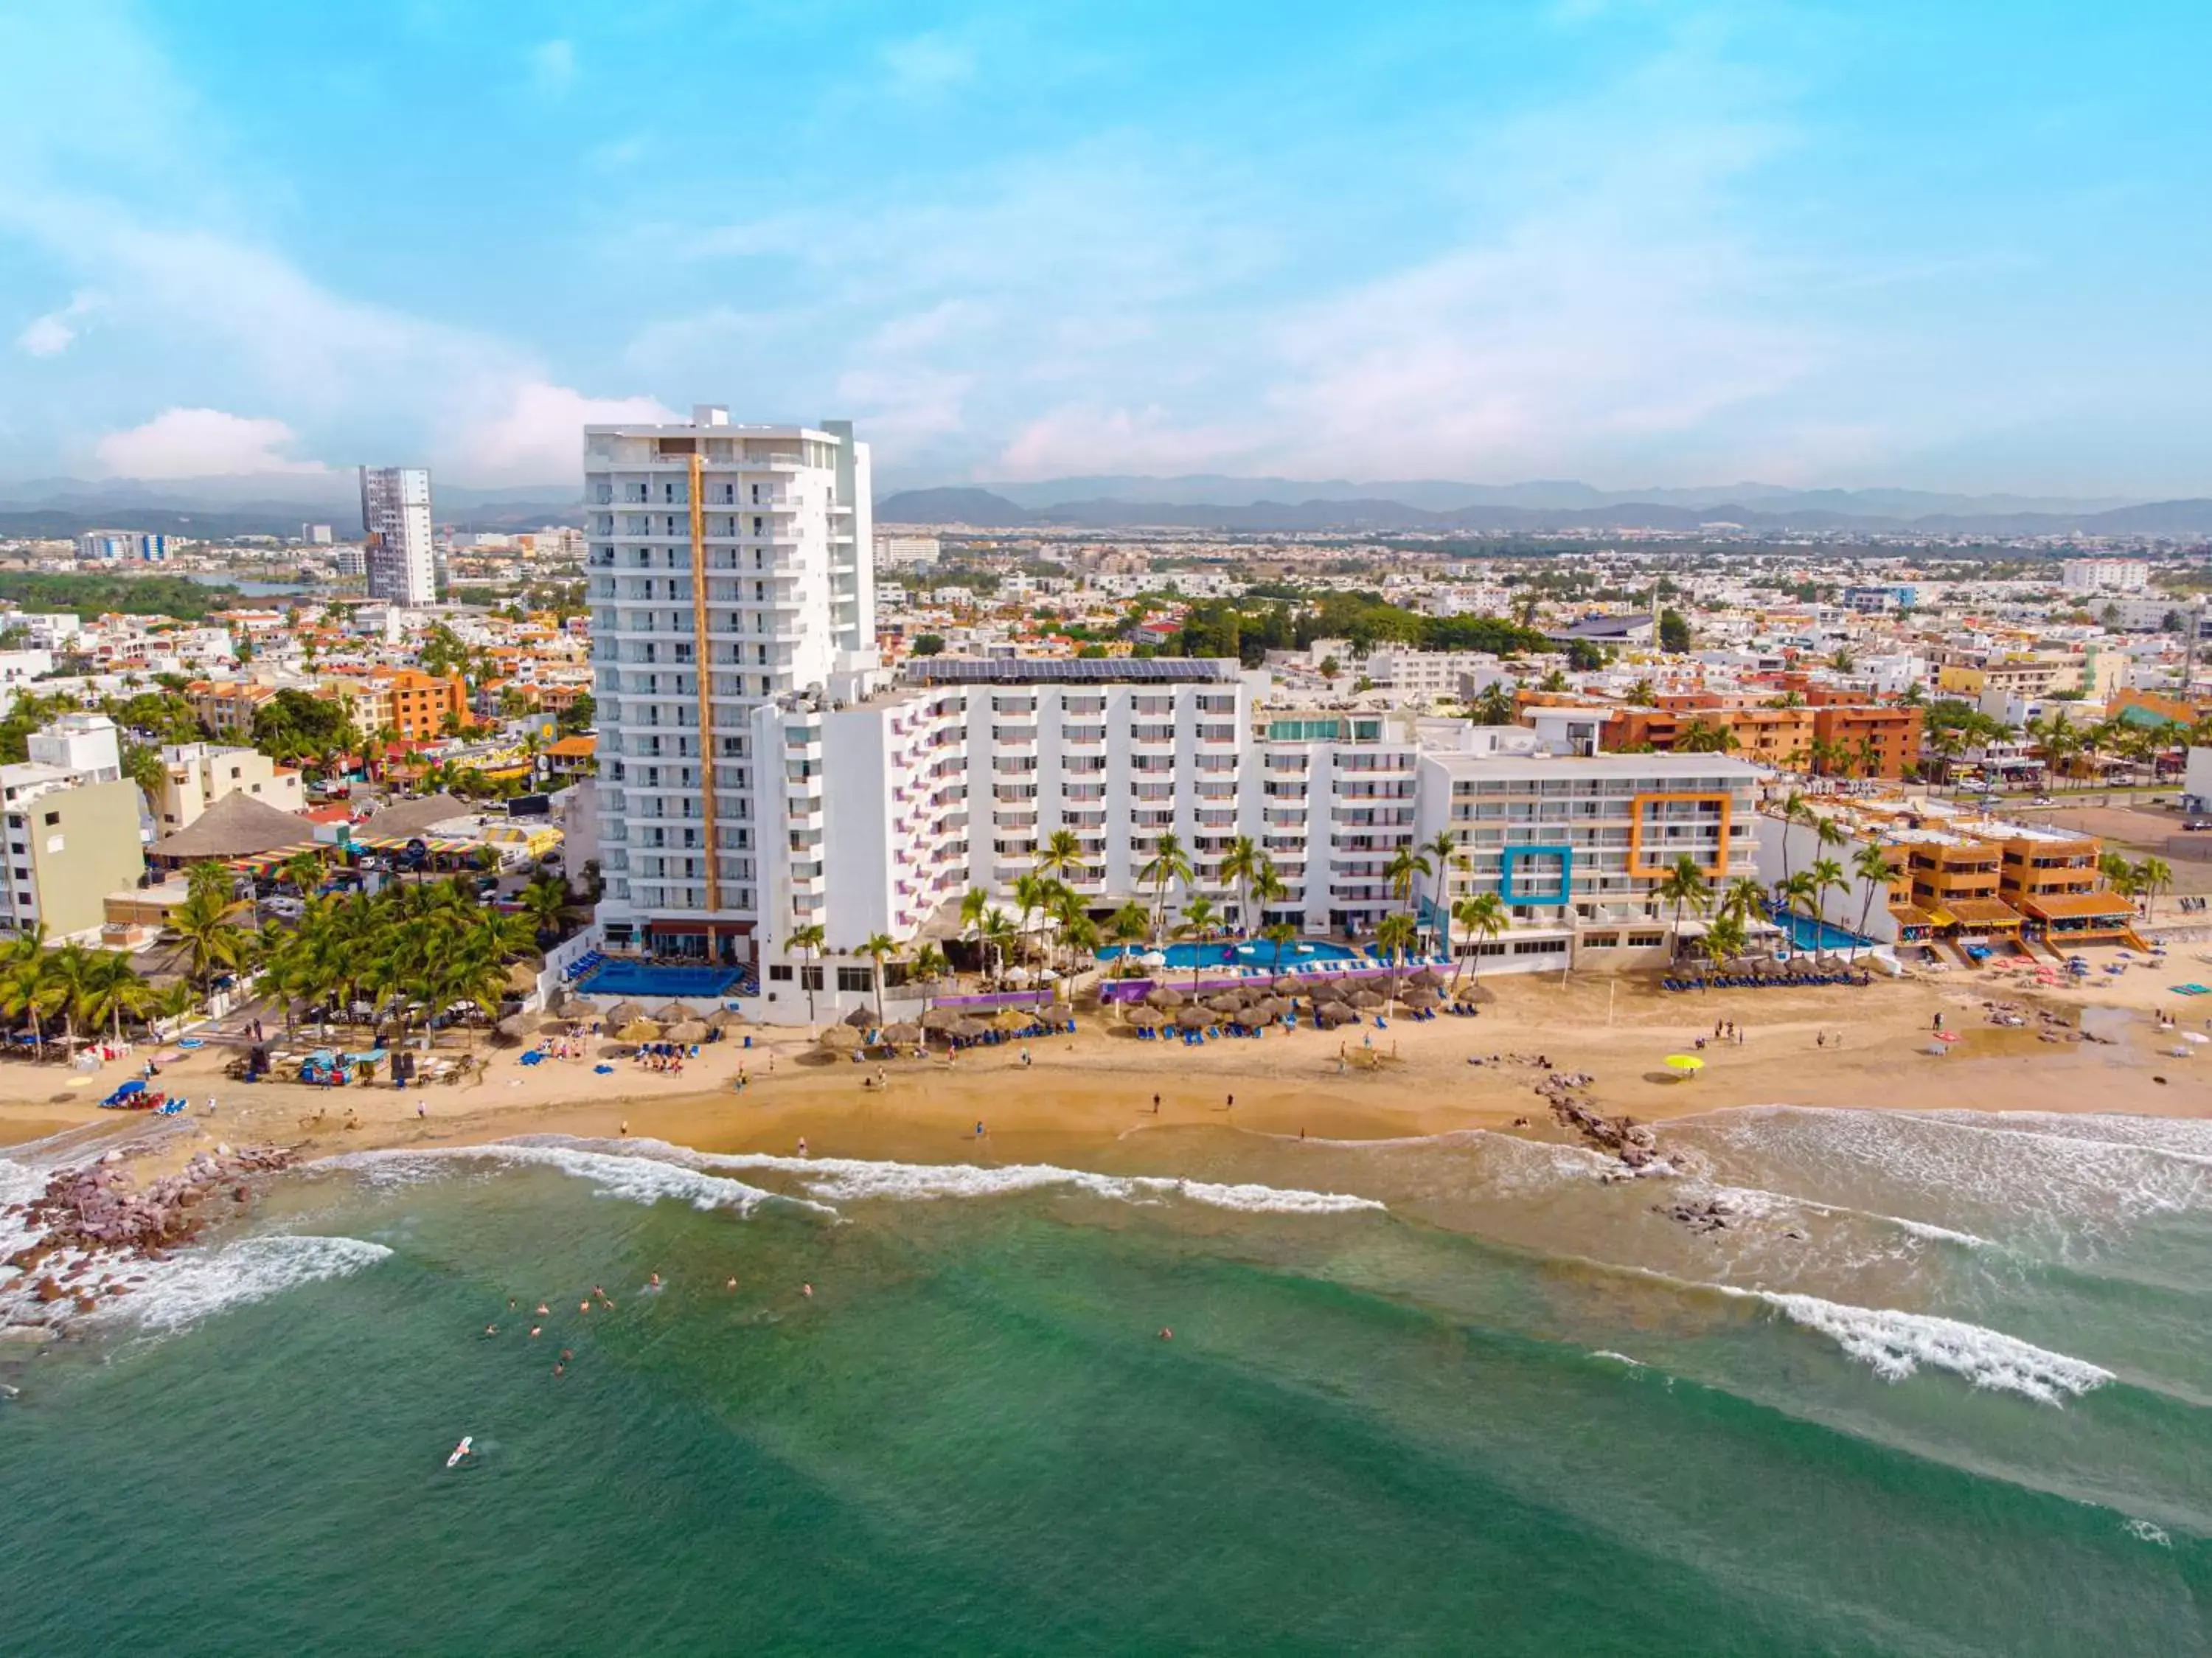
[
  {"xmin": 496, "ymin": 1012, "xmax": 543, "ymax": 1040},
  {"xmin": 616, "ymin": 1018, "xmax": 661, "ymax": 1043},
  {"xmin": 1316, "ymin": 1001, "xmax": 1354, "ymax": 1027},
  {"xmin": 819, "ymin": 1024, "xmax": 861, "ymax": 1051},
  {"xmin": 1175, "ymin": 1005, "xmax": 1211, "ymax": 1030},
  {"xmin": 920, "ymin": 1007, "xmax": 964, "ymax": 1031},
  {"xmin": 602, "ymin": 1001, "xmax": 645, "ymax": 1026},
  {"xmin": 1205, "ymin": 993, "xmax": 1245, "ymax": 1016},
  {"xmin": 1350, "ymin": 988, "xmax": 1385, "ymax": 1010},
  {"xmin": 1401, "ymin": 990, "xmax": 1439, "ymax": 1010},
  {"xmin": 1145, "ymin": 986, "xmax": 1186, "ymax": 1010},
  {"xmin": 883, "ymin": 1022, "xmax": 922, "ymax": 1045},
  {"xmin": 651, "ymin": 1002, "xmax": 690, "ymax": 1024},
  {"xmin": 1124, "ymin": 1006, "xmax": 1164, "ymax": 1029},
  {"xmin": 1408, "ymin": 968, "xmax": 1445, "ymax": 991},
  {"xmin": 993, "ymin": 1008, "xmax": 1034, "ymax": 1033},
  {"xmin": 843, "ymin": 1005, "xmax": 876, "ymax": 1028},
  {"xmin": 666, "ymin": 1019, "xmax": 710, "ymax": 1044},
  {"xmin": 704, "ymin": 1007, "xmax": 748, "ymax": 1030}
]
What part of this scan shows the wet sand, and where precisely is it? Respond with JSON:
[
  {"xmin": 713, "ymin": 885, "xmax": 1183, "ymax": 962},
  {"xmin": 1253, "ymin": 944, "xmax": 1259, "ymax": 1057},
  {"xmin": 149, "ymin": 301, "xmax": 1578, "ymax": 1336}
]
[{"xmin": 4, "ymin": 965, "xmax": 2203, "ymax": 1172}]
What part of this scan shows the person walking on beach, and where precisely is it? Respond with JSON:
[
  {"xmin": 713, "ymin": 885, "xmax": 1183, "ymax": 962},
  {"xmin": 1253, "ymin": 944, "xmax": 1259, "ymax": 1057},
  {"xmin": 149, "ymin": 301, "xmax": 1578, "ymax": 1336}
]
[{"xmin": 1152, "ymin": 1092, "xmax": 1161, "ymax": 1114}]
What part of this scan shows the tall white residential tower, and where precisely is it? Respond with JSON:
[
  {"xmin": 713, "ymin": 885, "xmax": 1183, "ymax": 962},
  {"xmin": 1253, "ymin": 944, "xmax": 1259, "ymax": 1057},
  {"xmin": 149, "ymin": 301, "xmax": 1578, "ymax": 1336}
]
[
  {"xmin": 585, "ymin": 406, "xmax": 874, "ymax": 965},
  {"xmin": 359, "ymin": 465, "xmax": 436, "ymax": 606}
]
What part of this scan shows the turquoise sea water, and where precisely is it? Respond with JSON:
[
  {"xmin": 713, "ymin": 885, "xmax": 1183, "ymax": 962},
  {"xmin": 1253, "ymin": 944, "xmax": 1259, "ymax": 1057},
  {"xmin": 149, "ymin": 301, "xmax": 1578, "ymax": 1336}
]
[{"xmin": 4, "ymin": 1110, "xmax": 2211, "ymax": 1655}]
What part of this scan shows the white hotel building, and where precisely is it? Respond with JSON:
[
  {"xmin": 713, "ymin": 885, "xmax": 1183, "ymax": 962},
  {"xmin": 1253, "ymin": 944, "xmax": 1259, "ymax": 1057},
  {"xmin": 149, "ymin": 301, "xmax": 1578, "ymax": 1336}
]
[{"xmin": 587, "ymin": 414, "xmax": 1762, "ymax": 1019}]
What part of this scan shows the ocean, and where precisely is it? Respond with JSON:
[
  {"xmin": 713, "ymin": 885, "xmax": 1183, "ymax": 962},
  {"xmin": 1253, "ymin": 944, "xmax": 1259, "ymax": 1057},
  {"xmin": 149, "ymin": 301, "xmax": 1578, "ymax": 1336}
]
[{"xmin": 3, "ymin": 1109, "xmax": 2209, "ymax": 1655}]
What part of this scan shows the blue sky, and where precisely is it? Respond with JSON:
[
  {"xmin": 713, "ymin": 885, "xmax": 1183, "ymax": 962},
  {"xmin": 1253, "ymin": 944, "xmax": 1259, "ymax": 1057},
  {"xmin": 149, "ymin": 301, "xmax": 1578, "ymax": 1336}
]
[{"xmin": 3, "ymin": 1, "xmax": 2208, "ymax": 494}]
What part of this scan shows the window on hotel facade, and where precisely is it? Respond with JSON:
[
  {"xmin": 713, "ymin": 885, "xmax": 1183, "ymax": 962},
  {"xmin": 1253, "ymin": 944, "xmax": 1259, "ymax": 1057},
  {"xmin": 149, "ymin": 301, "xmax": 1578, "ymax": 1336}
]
[{"xmin": 836, "ymin": 966, "xmax": 873, "ymax": 993}]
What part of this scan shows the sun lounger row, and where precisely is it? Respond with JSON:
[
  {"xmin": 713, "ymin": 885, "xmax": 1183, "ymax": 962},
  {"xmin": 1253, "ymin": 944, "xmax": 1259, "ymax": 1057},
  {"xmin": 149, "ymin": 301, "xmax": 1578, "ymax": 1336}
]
[{"xmin": 1663, "ymin": 973, "xmax": 1871, "ymax": 991}]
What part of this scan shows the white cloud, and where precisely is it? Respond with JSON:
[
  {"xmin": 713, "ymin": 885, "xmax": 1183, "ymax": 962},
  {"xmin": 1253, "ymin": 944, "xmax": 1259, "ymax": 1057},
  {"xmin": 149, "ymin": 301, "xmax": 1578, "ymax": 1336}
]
[
  {"xmin": 449, "ymin": 381, "xmax": 679, "ymax": 478},
  {"xmin": 530, "ymin": 38, "xmax": 577, "ymax": 96},
  {"xmin": 94, "ymin": 409, "xmax": 328, "ymax": 478},
  {"xmin": 15, "ymin": 290, "xmax": 102, "ymax": 356},
  {"xmin": 881, "ymin": 33, "xmax": 975, "ymax": 97}
]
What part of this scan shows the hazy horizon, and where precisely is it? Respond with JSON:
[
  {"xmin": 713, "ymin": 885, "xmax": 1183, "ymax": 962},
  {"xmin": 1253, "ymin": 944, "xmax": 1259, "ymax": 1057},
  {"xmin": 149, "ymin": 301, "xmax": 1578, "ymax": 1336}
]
[{"xmin": 4, "ymin": 4, "xmax": 2208, "ymax": 496}]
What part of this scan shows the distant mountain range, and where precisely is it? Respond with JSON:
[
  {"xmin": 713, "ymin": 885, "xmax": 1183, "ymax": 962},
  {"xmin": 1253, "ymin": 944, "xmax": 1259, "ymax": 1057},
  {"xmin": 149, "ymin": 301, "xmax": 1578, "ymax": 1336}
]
[
  {"xmin": 877, "ymin": 484, "xmax": 2212, "ymax": 538},
  {"xmin": 8, "ymin": 471, "xmax": 2211, "ymax": 542},
  {"xmin": 0, "ymin": 475, "xmax": 584, "ymax": 538}
]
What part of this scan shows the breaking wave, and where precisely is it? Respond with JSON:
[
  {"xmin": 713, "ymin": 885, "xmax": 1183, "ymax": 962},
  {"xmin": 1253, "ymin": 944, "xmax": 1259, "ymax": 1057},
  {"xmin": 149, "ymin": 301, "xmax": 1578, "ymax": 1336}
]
[
  {"xmin": 1716, "ymin": 1285, "xmax": 2113, "ymax": 1406},
  {"xmin": 321, "ymin": 1143, "xmax": 830, "ymax": 1218},
  {"xmin": 94, "ymin": 1234, "xmax": 393, "ymax": 1336}
]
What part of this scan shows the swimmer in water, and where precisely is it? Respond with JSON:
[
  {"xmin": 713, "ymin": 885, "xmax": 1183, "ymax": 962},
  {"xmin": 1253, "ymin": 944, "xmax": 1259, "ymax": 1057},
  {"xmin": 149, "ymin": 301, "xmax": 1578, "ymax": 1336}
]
[
  {"xmin": 801, "ymin": 1283, "xmax": 814, "ymax": 1299},
  {"xmin": 553, "ymin": 1362, "xmax": 566, "ymax": 1377},
  {"xmin": 483, "ymin": 1323, "xmax": 498, "ymax": 1336},
  {"xmin": 560, "ymin": 1348, "xmax": 573, "ymax": 1363},
  {"xmin": 507, "ymin": 1297, "xmax": 517, "ymax": 1311},
  {"xmin": 535, "ymin": 1303, "xmax": 549, "ymax": 1316},
  {"xmin": 649, "ymin": 1272, "xmax": 661, "ymax": 1288},
  {"xmin": 726, "ymin": 1277, "xmax": 737, "ymax": 1291},
  {"xmin": 530, "ymin": 1326, "xmax": 542, "ymax": 1339},
  {"xmin": 796, "ymin": 1137, "xmax": 808, "ymax": 1157},
  {"xmin": 1159, "ymin": 1328, "xmax": 1173, "ymax": 1340},
  {"xmin": 579, "ymin": 1300, "xmax": 591, "ymax": 1314}
]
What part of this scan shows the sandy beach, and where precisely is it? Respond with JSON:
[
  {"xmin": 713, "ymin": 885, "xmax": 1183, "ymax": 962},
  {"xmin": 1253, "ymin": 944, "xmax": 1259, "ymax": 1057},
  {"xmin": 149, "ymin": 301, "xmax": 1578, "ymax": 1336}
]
[{"xmin": 6, "ymin": 946, "xmax": 2204, "ymax": 1175}]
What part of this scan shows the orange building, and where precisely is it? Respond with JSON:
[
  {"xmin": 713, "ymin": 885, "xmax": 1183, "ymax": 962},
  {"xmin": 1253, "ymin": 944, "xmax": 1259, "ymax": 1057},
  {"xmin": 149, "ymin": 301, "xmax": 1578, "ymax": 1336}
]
[
  {"xmin": 1809, "ymin": 705, "xmax": 1922, "ymax": 780},
  {"xmin": 369, "ymin": 668, "xmax": 469, "ymax": 740}
]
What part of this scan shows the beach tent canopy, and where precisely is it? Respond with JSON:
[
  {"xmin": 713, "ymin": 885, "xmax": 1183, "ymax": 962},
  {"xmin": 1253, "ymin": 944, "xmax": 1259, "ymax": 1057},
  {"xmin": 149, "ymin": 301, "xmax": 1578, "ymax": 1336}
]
[{"xmin": 148, "ymin": 792, "xmax": 321, "ymax": 863}]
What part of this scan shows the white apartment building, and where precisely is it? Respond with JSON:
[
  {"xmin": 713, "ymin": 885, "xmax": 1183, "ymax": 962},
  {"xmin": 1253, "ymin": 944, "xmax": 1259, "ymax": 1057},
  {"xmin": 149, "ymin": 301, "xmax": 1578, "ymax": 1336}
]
[
  {"xmin": 873, "ymin": 534, "xmax": 941, "ymax": 569},
  {"xmin": 147, "ymin": 742, "xmax": 305, "ymax": 834},
  {"xmin": 0, "ymin": 715, "xmax": 145, "ymax": 943},
  {"xmin": 587, "ymin": 406, "xmax": 875, "ymax": 965},
  {"xmin": 728, "ymin": 656, "xmax": 1763, "ymax": 1007},
  {"xmin": 76, "ymin": 531, "xmax": 171, "ymax": 563},
  {"xmin": 2060, "ymin": 558, "xmax": 2149, "ymax": 594},
  {"xmin": 359, "ymin": 466, "xmax": 435, "ymax": 606}
]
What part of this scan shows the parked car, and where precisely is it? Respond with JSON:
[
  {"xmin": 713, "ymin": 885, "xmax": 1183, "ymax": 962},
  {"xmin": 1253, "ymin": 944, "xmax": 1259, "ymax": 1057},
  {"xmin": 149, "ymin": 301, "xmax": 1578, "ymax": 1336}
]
[{"xmin": 2183, "ymin": 819, "xmax": 2212, "ymax": 832}]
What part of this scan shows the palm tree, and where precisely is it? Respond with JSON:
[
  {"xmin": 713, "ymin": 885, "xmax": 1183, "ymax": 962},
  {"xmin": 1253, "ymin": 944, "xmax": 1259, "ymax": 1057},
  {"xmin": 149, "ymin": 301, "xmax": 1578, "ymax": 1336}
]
[
  {"xmin": 1034, "ymin": 829, "xmax": 1087, "ymax": 890},
  {"xmin": 1655, "ymin": 855, "xmax": 1711, "ymax": 957},
  {"xmin": 1044, "ymin": 881, "xmax": 1085, "ymax": 979},
  {"xmin": 1775, "ymin": 870, "xmax": 1820, "ymax": 930},
  {"xmin": 1851, "ymin": 844, "xmax": 1902, "ymax": 945},
  {"xmin": 1172, "ymin": 895, "xmax": 1221, "ymax": 993},
  {"xmin": 959, "ymin": 887, "xmax": 991, "ymax": 966},
  {"xmin": 788, "ymin": 923, "xmax": 827, "ymax": 1024},
  {"xmin": 1809, "ymin": 857, "xmax": 1848, "ymax": 937},
  {"xmin": 1105, "ymin": 901, "xmax": 1150, "ymax": 974},
  {"xmin": 185, "ymin": 859, "xmax": 234, "ymax": 906},
  {"xmin": 169, "ymin": 885, "xmax": 250, "ymax": 993},
  {"xmin": 77, "ymin": 951, "xmax": 150, "ymax": 1049},
  {"xmin": 0, "ymin": 953, "xmax": 60, "ymax": 1061},
  {"xmin": 909, "ymin": 944, "xmax": 950, "ymax": 987},
  {"xmin": 1375, "ymin": 912, "xmax": 1419, "ymax": 1010},
  {"xmin": 1775, "ymin": 790, "xmax": 1809, "ymax": 893},
  {"xmin": 281, "ymin": 849, "xmax": 324, "ymax": 897},
  {"xmin": 1419, "ymin": 830, "xmax": 1464, "ymax": 949},
  {"xmin": 1260, "ymin": 920, "xmax": 1300, "ymax": 981},
  {"xmin": 1449, "ymin": 892, "xmax": 1507, "ymax": 989},
  {"xmin": 860, "ymin": 932, "xmax": 897, "ymax": 1027},
  {"xmin": 1719, "ymin": 875, "xmax": 1768, "ymax": 927},
  {"xmin": 1384, "ymin": 844, "xmax": 1431, "ymax": 928},
  {"xmin": 1467, "ymin": 681, "xmax": 1517, "ymax": 725},
  {"xmin": 518, "ymin": 874, "xmax": 569, "ymax": 944},
  {"xmin": 1137, "ymin": 833, "xmax": 1192, "ymax": 944},
  {"xmin": 1217, "ymin": 835, "xmax": 1264, "ymax": 934},
  {"xmin": 1701, "ymin": 912, "xmax": 1750, "ymax": 973},
  {"xmin": 2138, "ymin": 856, "xmax": 2172, "ymax": 922},
  {"xmin": 978, "ymin": 908, "xmax": 1017, "ymax": 983}
]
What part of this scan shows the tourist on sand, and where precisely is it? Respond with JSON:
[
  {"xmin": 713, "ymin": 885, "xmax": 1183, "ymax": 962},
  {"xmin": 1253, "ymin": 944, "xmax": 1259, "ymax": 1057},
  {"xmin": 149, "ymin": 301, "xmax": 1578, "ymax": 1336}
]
[
  {"xmin": 1152, "ymin": 1093, "xmax": 1161, "ymax": 1114},
  {"xmin": 1225, "ymin": 1093, "xmax": 1235, "ymax": 1111},
  {"xmin": 620, "ymin": 1119, "xmax": 630, "ymax": 1136},
  {"xmin": 974, "ymin": 1120, "xmax": 986, "ymax": 1139}
]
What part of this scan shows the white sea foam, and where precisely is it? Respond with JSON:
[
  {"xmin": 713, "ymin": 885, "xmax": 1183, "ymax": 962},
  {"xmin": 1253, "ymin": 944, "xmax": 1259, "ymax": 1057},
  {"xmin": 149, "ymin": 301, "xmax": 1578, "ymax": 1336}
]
[
  {"xmin": 526, "ymin": 1136, "xmax": 1388, "ymax": 1218},
  {"xmin": 1717, "ymin": 1285, "xmax": 2113, "ymax": 1406},
  {"xmin": 704, "ymin": 1150, "xmax": 1386, "ymax": 1216},
  {"xmin": 1690, "ymin": 1106, "xmax": 2212, "ymax": 1235},
  {"xmin": 1590, "ymin": 1350, "xmax": 1644, "ymax": 1367},
  {"xmin": 1694, "ymin": 1181, "xmax": 2002, "ymax": 1252},
  {"xmin": 2123, "ymin": 1518, "xmax": 2172, "ymax": 1547},
  {"xmin": 0, "ymin": 1156, "xmax": 49, "ymax": 1268},
  {"xmin": 94, "ymin": 1234, "xmax": 393, "ymax": 1334},
  {"xmin": 321, "ymin": 1143, "xmax": 827, "ymax": 1218}
]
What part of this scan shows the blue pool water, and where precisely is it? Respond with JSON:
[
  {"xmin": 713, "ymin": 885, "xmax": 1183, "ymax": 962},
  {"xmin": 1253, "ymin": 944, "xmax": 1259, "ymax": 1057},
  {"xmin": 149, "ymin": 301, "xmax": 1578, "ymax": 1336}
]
[
  {"xmin": 1101, "ymin": 938, "xmax": 1363, "ymax": 970},
  {"xmin": 1772, "ymin": 912, "xmax": 1871, "ymax": 951},
  {"xmin": 575, "ymin": 962, "xmax": 744, "ymax": 999}
]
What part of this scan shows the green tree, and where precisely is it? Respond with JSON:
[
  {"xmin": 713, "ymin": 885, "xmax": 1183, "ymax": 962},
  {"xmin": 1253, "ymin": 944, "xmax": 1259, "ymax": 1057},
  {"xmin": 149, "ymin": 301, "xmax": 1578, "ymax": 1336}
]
[
  {"xmin": 788, "ymin": 923, "xmax": 827, "ymax": 1025},
  {"xmin": 860, "ymin": 932, "xmax": 897, "ymax": 1026},
  {"xmin": 1655, "ymin": 855, "xmax": 1711, "ymax": 956},
  {"xmin": 1449, "ymin": 892, "xmax": 1507, "ymax": 988},
  {"xmin": 1138, "ymin": 833, "xmax": 1193, "ymax": 944},
  {"xmin": 1172, "ymin": 895, "xmax": 1222, "ymax": 994},
  {"xmin": 1851, "ymin": 844, "xmax": 1902, "ymax": 944},
  {"xmin": 1658, "ymin": 608, "xmax": 1692, "ymax": 653}
]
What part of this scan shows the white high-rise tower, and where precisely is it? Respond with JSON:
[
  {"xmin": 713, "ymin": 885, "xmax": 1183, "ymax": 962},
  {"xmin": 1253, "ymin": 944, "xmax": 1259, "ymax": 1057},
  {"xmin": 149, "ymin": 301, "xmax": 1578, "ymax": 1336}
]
[
  {"xmin": 583, "ymin": 406, "xmax": 874, "ymax": 965},
  {"xmin": 358, "ymin": 465, "xmax": 435, "ymax": 606}
]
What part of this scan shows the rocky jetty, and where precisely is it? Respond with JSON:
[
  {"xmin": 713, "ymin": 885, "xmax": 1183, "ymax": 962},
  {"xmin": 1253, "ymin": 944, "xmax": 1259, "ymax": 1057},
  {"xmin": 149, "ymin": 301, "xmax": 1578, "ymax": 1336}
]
[
  {"xmin": 1652, "ymin": 1196, "xmax": 1733, "ymax": 1235},
  {"xmin": 3, "ymin": 1145, "xmax": 296, "ymax": 1322},
  {"xmin": 1537, "ymin": 1077, "xmax": 1666, "ymax": 1176}
]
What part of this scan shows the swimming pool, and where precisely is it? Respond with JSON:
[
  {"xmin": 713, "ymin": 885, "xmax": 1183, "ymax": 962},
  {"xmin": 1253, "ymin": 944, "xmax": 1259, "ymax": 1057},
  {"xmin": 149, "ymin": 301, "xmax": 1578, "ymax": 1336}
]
[
  {"xmin": 575, "ymin": 961, "xmax": 745, "ymax": 999},
  {"xmin": 1770, "ymin": 911, "xmax": 1871, "ymax": 951},
  {"xmin": 1099, "ymin": 938, "xmax": 1364, "ymax": 971}
]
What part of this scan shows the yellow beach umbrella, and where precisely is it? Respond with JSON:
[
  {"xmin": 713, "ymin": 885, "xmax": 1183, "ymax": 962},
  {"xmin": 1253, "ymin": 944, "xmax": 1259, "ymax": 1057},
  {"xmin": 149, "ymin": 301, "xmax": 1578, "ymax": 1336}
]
[{"xmin": 1663, "ymin": 1054, "xmax": 1705, "ymax": 1074}]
